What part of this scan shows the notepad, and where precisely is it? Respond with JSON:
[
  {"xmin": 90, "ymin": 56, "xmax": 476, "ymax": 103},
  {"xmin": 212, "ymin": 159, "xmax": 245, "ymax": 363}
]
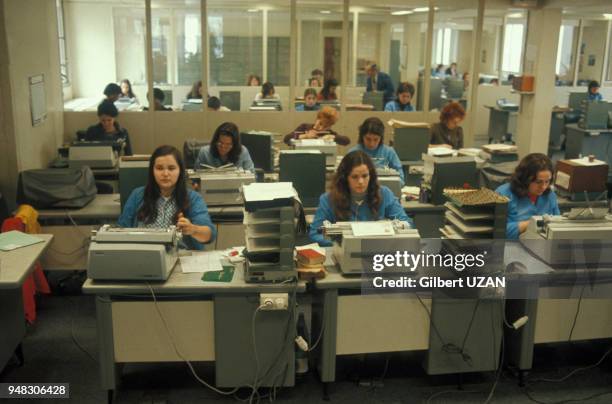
[
  {"xmin": 180, "ymin": 251, "xmax": 224, "ymax": 273},
  {"xmin": 0, "ymin": 231, "xmax": 44, "ymax": 252}
]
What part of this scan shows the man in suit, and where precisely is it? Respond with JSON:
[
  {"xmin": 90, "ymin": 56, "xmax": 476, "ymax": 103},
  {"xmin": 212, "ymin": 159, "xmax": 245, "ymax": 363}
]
[{"xmin": 365, "ymin": 63, "xmax": 395, "ymax": 107}]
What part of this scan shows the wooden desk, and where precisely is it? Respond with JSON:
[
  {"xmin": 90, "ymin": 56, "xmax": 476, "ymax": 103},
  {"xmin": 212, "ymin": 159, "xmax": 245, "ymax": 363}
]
[{"xmin": 0, "ymin": 235, "xmax": 53, "ymax": 372}]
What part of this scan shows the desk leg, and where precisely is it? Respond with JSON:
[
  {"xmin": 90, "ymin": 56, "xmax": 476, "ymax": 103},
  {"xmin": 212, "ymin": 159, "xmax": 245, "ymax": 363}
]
[
  {"xmin": 95, "ymin": 296, "xmax": 119, "ymax": 400},
  {"xmin": 314, "ymin": 290, "xmax": 338, "ymax": 385}
]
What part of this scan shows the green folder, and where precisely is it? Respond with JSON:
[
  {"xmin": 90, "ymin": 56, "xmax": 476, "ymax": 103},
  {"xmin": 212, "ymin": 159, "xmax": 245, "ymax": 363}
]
[
  {"xmin": 202, "ymin": 261, "xmax": 235, "ymax": 282},
  {"xmin": 0, "ymin": 231, "xmax": 44, "ymax": 252}
]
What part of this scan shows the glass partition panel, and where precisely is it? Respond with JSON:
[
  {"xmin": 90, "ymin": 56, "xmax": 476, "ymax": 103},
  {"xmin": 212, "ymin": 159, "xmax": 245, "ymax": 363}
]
[
  {"xmin": 432, "ymin": 0, "xmax": 478, "ymax": 111},
  {"xmin": 208, "ymin": 0, "xmax": 264, "ymax": 112},
  {"xmin": 151, "ymin": 0, "xmax": 202, "ymax": 111},
  {"xmin": 347, "ymin": 1, "xmax": 428, "ymax": 112},
  {"xmin": 556, "ymin": 20, "xmax": 580, "ymax": 86},
  {"xmin": 577, "ymin": 19, "xmax": 608, "ymax": 86},
  {"xmin": 296, "ymin": 0, "xmax": 344, "ymax": 112},
  {"xmin": 62, "ymin": 0, "xmax": 146, "ymax": 112}
]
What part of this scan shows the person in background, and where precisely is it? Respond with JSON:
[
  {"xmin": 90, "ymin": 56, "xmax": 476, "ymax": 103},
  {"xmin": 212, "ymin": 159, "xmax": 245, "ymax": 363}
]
[
  {"xmin": 120, "ymin": 79, "xmax": 137, "ymax": 100},
  {"xmin": 309, "ymin": 151, "xmax": 413, "ymax": 246},
  {"xmin": 103, "ymin": 83, "xmax": 122, "ymax": 102},
  {"xmin": 445, "ymin": 63, "xmax": 459, "ymax": 78},
  {"xmin": 119, "ymin": 145, "xmax": 216, "ymax": 250},
  {"xmin": 194, "ymin": 122, "xmax": 254, "ymax": 172},
  {"xmin": 496, "ymin": 153, "xmax": 559, "ymax": 239},
  {"xmin": 143, "ymin": 88, "xmax": 172, "ymax": 111},
  {"xmin": 284, "ymin": 106, "xmax": 349, "ymax": 146},
  {"xmin": 308, "ymin": 77, "xmax": 320, "ymax": 87},
  {"xmin": 384, "ymin": 82, "xmax": 415, "ymax": 112},
  {"xmin": 186, "ymin": 80, "xmax": 203, "ymax": 99},
  {"xmin": 318, "ymin": 79, "xmax": 339, "ymax": 101},
  {"xmin": 588, "ymin": 80, "xmax": 603, "ymax": 101},
  {"xmin": 310, "ymin": 69, "xmax": 324, "ymax": 87},
  {"xmin": 507, "ymin": 74, "xmax": 515, "ymax": 84},
  {"xmin": 429, "ymin": 101, "xmax": 465, "ymax": 150},
  {"xmin": 348, "ymin": 117, "xmax": 405, "ymax": 186},
  {"xmin": 84, "ymin": 100, "xmax": 133, "ymax": 155},
  {"xmin": 296, "ymin": 88, "xmax": 320, "ymax": 111},
  {"xmin": 247, "ymin": 74, "xmax": 261, "ymax": 86},
  {"xmin": 490, "ymin": 78, "xmax": 499, "ymax": 86},
  {"xmin": 365, "ymin": 63, "xmax": 395, "ymax": 106},
  {"xmin": 478, "ymin": 77, "xmax": 486, "ymax": 85},
  {"xmin": 254, "ymin": 82, "xmax": 281, "ymax": 101},
  {"xmin": 207, "ymin": 96, "xmax": 222, "ymax": 111},
  {"xmin": 433, "ymin": 64, "xmax": 445, "ymax": 78}
]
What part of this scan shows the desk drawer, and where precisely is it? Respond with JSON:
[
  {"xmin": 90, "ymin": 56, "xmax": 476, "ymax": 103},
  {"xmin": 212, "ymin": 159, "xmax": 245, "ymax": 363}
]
[{"xmin": 112, "ymin": 301, "xmax": 215, "ymax": 362}]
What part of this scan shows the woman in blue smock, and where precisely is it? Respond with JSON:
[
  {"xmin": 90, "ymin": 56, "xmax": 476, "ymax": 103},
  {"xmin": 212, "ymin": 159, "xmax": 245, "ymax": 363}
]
[
  {"xmin": 195, "ymin": 122, "xmax": 255, "ymax": 172},
  {"xmin": 496, "ymin": 153, "xmax": 560, "ymax": 239},
  {"xmin": 348, "ymin": 117, "xmax": 405, "ymax": 187},
  {"xmin": 119, "ymin": 145, "xmax": 216, "ymax": 250},
  {"xmin": 309, "ymin": 150, "xmax": 413, "ymax": 246}
]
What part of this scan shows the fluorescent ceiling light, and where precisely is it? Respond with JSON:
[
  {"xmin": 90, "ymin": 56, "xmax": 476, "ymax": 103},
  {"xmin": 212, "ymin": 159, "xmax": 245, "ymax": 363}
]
[
  {"xmin": 604, "ymin": 13, "xmax": 612, "ymax": 19},
  {"xmin": 247, "ymin": 9, "xmax": 258, "ymax": 13},
  {"xmin": 391, "ymin": 10, "xmax": 414, "ymax": 16},
  {"xmin": 507, "ymin": 13, "xmax": 523, "ymax": 18},
  {"xmin": 320, "ymin": 10, "xmax": 331, "ymax": 14},
  {"xmin": 413, "ymin": 7, "xmax": 438, "ymax": 13}
]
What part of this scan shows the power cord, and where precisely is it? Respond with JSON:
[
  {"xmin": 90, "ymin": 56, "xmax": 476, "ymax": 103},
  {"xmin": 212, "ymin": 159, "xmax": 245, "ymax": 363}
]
[
  {"xmin": 146, "ymin": 283, "xmax": 240, "ymax": 396},
  {"xmin": 568, "ymin": 284, "xmax": 586, "ymax": 343}
]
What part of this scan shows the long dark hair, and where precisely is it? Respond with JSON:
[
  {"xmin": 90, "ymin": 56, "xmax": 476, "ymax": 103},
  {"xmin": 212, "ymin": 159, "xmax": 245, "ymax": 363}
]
[
  {"xmin": 210, "ymin": 122, "xmax": 242, "ymax": 164},
  {"xmin": 120, "ymin": 79, "xmax": 135, "ymax": 98},
  {"xmin": 358, "ymin": 117, "xmax": 385, "ymax": 146},
  {"xmin": 262, "ymin": 82, "xmax": 275, "ymax": 97},
  {"xmin": 187, "ymin": 80, "xmax": 202, "ymax": 99},
  {"xmin": 320, "ymin": 78, "xmax": 338, "ymax": 100},
  {"xmin": 510, "ymin": 153, "xmax": 554, "ymax": 198},
  {"xmin": 330, "ymin": 150, "xmax": 381, "ymax": 220},
  {"xmin": 137, "ymin": 145, "xmax": 190, "ymax": 224}
]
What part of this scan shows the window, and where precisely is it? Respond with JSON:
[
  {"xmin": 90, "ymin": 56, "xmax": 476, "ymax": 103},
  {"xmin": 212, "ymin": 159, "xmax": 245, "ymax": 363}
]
[
  {"xmin": 433, "ymin": 28, "xmax": 454, "ymax": 66},
  {"xmin": 501, "ymin": 23, "xmax": 525, "ymax": 74},
  {"xmin": 55, "ymin": 0, "xmax": 69, "ymax": 86}
]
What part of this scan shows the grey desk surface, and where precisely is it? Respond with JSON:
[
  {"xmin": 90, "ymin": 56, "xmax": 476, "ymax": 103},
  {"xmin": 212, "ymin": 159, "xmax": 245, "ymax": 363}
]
[
  {"xmin": 565, "ymin": 123, "xmax": 612, "ymax": 135},
  {"xmin": 0, "ymin": 234, "xmax": 53, "ymax": 288},
  {"xmin": 313, "ymin": 241, "xmax": 612, "ymax": 290},
  {"xmin": 82, "ymin": 261, "xmax": 307, "ymax": 295},
  {"xmin": 37, "ymin": 194, "xmax": 121, "ymax": 220}
]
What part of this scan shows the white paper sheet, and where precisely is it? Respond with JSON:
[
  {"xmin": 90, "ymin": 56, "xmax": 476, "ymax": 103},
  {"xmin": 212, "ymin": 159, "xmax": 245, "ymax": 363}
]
[
  {"xmin": 180, "ymin": 251, "xmax": 224, "ymax": 273},
  {"xmin": 242, "ymin": 182, "xmax": 296, "ymax": 202},
  {"xmin": 350, "ymin": 222, "xmax": 394, "ymax": 237}
]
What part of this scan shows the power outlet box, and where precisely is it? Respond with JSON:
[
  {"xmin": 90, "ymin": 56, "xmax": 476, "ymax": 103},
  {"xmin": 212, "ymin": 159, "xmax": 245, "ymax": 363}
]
[{"xmin": 260, "ymin": 293, "xmax": 289, "ymax": 310}]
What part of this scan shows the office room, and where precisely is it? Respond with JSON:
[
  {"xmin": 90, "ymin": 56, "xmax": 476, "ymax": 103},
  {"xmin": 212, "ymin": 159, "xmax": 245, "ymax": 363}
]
[{"xmin": 3, "ymin": 0, "xmax": 612, "ymax": 403}]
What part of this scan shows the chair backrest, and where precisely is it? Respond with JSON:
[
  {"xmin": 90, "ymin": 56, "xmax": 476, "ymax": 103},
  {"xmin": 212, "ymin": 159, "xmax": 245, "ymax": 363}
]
[
  {"xmin": 183, "ymin": 139, "xmax": 209, "ymax": 170},
  {"xmin": 279, "ymin": 151, "xmax": 326, "ymax": 208}
]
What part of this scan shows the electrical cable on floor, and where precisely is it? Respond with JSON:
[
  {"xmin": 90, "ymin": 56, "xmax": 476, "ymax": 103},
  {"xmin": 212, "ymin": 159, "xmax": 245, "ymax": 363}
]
[
  {"xmin": 522, "ymin": 388, "xmax": 612, "ymax": 404},
  {"xmin": 146, "ymin": 283, "xmax": 240, "ymax": 396},
  {"xmin": 68, "ymin": 297, "xmax": 97, "ymax": 363},
  {"xmin": 530, "ymin": 345, "xmax": 612, "ymax": 384},
  {"xmin": 567, "ymin": 284, "xmax": 585, "ymax": 343}
]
